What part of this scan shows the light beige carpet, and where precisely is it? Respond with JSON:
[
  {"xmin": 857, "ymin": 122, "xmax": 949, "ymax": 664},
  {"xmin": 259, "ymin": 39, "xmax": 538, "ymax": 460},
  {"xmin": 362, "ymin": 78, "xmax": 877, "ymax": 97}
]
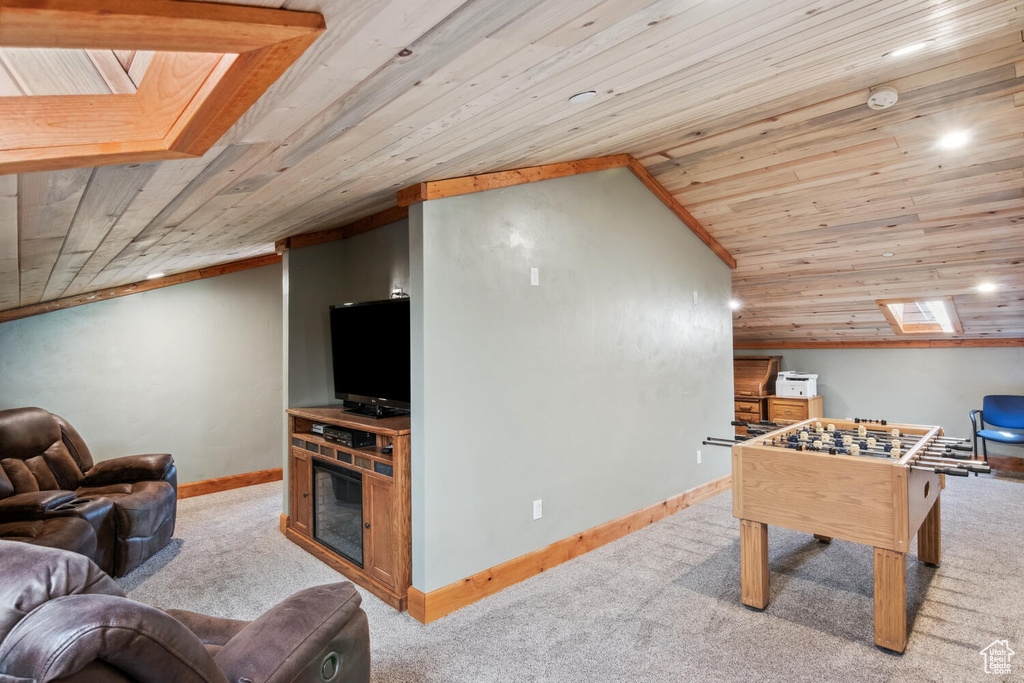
[{"xmin": 119, "ymin": 477, "xmax": 1024, "ymax": 682}]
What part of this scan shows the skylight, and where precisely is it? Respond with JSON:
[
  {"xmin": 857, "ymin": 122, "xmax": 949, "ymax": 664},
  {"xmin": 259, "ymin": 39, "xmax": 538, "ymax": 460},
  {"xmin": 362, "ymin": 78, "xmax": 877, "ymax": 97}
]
[{"xmin": 876, "ymin": 297, "xmax": 963, "ymax": 335}]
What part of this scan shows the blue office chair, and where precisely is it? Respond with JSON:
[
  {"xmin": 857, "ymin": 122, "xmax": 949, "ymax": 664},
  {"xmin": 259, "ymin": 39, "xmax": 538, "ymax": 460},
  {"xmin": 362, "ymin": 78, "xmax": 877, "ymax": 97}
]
[{"xmin": 970, "ymin": 395, "xmax": 1024, "ymax": 462}]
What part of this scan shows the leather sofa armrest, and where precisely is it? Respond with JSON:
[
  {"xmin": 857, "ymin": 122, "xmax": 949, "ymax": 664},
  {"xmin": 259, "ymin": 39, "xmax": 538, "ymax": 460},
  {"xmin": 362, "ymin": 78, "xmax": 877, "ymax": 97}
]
[
  {"xmin": 0, "ymin": 594, "xmax": 227, "ymax": 683},
  {"xmin": 0, "ymin": 490, "xmax": 76, "ymax": 522},
  {"xmin": 164, "ymin": 609, "xmax": 249, "ymax": 648},
  {"xmin": 215, "ymin": 583, "xmax": 369, "ymax": 683},
  {"xmin": 80, "ymin": 454, "xmax": 174, "ymax": 487}
]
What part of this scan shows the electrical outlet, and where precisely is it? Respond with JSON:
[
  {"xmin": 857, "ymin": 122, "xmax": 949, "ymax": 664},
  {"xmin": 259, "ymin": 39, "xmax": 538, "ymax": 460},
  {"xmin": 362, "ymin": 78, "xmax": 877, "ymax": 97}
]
[
  {"xmin": 692, "ymin": 290, "xmax": 699, "ymax": 305},
  {"xmin": 533, "ymin": 499, "xmax": 542, "ymax": 520},
  {"xmin": 697, "ymin": 449, "xmax": 702, "ymax": 464},
  {"xmin": 530, "ymin": 267, "xmax": 539, "ymax": 286}
]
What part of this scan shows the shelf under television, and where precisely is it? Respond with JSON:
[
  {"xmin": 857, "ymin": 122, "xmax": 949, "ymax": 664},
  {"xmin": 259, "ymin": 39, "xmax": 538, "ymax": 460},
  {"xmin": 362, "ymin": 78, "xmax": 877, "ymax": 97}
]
[{"xmin": 291, "ymin": 430, "xmax": 394, "ymax": 469}]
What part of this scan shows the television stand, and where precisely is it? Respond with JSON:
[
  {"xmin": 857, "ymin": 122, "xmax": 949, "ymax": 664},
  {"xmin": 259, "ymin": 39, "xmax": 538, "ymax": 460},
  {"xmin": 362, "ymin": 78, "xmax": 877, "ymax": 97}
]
[
  {"xmin": 285, "ymin": 406, "xmax": 411, "ymax": 611},
  {"xmin": 344, "ymin": 403, "xmax": 409, "ymax": 419}
]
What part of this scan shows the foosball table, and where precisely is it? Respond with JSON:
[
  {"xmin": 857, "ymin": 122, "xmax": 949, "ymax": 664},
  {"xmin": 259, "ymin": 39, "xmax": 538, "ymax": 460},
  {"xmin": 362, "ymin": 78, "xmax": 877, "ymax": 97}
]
[{"xmin": 705, "ymin": 417, "xmax": 989, "ymax": 652}]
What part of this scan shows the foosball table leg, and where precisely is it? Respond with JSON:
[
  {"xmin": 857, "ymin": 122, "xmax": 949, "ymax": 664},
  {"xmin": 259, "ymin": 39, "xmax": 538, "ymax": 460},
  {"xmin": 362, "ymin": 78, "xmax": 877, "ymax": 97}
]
[
  {"xmin": 740, "ymin": 519, "xmax": 769, "ymax": 610},
  {"xmin": 873, "ymin": 547, "xmax": 907, "ymax": 652},
  {"xmin": 918, "ymin": 498, "xmax": 941, "ymax": 567}
]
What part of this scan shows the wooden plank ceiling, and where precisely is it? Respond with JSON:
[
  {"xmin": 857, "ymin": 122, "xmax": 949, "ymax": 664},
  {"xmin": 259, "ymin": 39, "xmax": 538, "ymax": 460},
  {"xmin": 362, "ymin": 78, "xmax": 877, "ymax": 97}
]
[{"xmin": 1, "ymin": 0, "xmax": 1021, "ymax": 343}]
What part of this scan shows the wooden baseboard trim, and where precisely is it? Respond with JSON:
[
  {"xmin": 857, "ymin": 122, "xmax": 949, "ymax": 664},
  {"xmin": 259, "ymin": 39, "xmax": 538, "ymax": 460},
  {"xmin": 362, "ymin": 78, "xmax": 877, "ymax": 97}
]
[
  {"xmin": 280, "ymin": 513, "xmax": 289, "ymax": 535},
  {"xmin": 408, "ymin": 473, "xmax": 732, "ymax": 624},
  {"xmin": 988, "ymin": 455, "xmax": 1024, "ymax": 473},
  {"xmin": 177, "ymin": 467, "xmax": 283, "ymax": 499}
]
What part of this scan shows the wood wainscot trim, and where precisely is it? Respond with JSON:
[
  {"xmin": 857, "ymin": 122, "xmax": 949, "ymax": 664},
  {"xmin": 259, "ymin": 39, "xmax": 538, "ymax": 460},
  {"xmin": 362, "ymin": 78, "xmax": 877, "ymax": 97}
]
[
  {"xmin": 734, "ymin": 339, "xmax": 1024, "ymax": 349},
  {"xmin": 395, "ymin": 154, "xmax": 735, "ymax": 270},
  {"xmin": 408, "ymin": 473, "xmax": 732, "ymax": 624},
  {"xmin": 0, "ymin": 253, "xmax": 280, "ymax": 324},
  {"xmin": 396, "ymin": 154, "xmax": 632, "ymax": 205},
  {"xmin": 277, "ymin": 205, "xmax": 410, "ymax": 251},
  {"xmin": 275, "ymin": 155, "xmax": 734, "ymax": 269},
  {"xmin": 177, "ymin": 467, "xmax": 283, "ymax": 499},
  {"xmin": 624, "ymin": 157, "xmax": 736, "ymax": 269}
]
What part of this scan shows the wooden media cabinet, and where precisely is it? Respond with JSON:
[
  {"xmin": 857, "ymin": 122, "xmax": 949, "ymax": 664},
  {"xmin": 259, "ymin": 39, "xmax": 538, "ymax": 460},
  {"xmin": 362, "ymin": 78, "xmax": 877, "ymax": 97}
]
[{"xmin": 285, "ymin": 407, "xmax": 411, "ymax": 611}]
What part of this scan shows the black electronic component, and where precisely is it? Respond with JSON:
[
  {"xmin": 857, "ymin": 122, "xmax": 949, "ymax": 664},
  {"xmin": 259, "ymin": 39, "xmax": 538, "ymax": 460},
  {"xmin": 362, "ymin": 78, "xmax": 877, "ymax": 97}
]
[{"xmin": 322, "ymin": 426, "xmax": 376, "ymax": 449}]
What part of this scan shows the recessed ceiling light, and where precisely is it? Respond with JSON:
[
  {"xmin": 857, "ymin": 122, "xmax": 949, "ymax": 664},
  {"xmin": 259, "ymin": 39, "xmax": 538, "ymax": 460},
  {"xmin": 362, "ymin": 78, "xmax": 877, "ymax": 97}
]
[
  {"xmin": 977, "ymin": 282, "xmax": 998, "ymax": 293},
  {"xmin": 881, "ymin": 252, "xmax": 895, "ymax": 257},
  {"xmin": 729, "ymin": 299, "xmax": 741, "ymax": 310},
  {"xmin": 938, "ymin": 130, "xmax": 971, "ymax": 149},
  {"xmin": 887, "ymin": 41, "xmax": 931, "ymax": 58},
  {"xmin": 146, "ymin": 272, "xmax": 165, "ymax": 279},
  {"xmin": 568, "ymin": 90, "xmax": 597, "ymax": 104}
]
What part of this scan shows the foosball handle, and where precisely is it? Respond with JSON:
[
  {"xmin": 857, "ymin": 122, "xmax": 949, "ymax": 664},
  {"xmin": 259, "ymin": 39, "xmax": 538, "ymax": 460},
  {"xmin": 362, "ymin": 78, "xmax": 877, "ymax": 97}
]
[
  {"xmin": 939, "ymin": 467, "xmax": 969, "ymax": 477},
  {"xmin": 942, "ymin": 451, "xmax": 971, "ymax": 460},
  {"xmin": 948, "ymin": 443, "xmax": 973, "ymax": 452}
]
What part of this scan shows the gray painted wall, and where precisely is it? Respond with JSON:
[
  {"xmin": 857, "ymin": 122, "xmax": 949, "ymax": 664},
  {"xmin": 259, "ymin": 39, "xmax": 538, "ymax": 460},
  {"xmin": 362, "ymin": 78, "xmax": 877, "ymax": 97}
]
[
  {"xmin": 0, "ymin": 264, "xmax": 283, "ymax": 484},
  {"xmin": 735, "ymin": 347, "xmax": 1024, "ymax": 457},
  {"xmin": 283, "ymin": 219, "xmax": 409, "ymax": 512},
  {"xmin": 411, "ymin": 167, "xmax": 735, "ymax": 592}
]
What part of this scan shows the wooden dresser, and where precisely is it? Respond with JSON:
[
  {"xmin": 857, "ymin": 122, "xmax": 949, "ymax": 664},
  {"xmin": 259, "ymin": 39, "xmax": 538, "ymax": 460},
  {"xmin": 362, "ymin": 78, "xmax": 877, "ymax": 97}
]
[
  {"xmin": 733, "ymin": 356, "xmax": 781, "ymax": 434},
  {"xmin": 284, "ymin": 407, "xmax": 411, "ymax": 611},
  {"xmin": 767, "ymin": 395, "xmax": 824, "ymax": 425}
]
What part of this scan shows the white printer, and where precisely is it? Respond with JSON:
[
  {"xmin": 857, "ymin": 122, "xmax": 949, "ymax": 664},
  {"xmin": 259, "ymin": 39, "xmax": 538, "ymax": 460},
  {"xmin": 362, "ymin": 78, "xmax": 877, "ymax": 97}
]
[{"xmin": 776, "ymin": 371, "xmax": 818, "ymax": 398}]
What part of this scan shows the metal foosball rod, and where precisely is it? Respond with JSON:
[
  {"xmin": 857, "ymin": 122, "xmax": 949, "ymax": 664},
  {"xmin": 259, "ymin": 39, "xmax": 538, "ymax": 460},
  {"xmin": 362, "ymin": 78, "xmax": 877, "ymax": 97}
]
[
  {"xmin": 806, "ymin": 424, "xmax": 972, "ymax": 449},
  {"xmin": 911, "ymin": 465, "xmax": 970, "ymax": 476},
  {"xmin": 702, "ymin": 437, "xmax": 743, "ymax": 448},
  {"xmin": 913, "ymin": 456, "xmax": 990, "ymax": 474}
]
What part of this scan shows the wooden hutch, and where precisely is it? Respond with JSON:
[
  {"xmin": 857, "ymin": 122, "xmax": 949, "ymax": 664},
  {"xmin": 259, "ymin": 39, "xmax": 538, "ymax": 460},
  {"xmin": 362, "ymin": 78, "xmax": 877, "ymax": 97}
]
[
  {"xmin": 284, "ymin": 406, "xmax": 412, "ymax": 611},
  {"xmin": 733, "ymin": 356, "xmax": 781, "ymax": 433}
]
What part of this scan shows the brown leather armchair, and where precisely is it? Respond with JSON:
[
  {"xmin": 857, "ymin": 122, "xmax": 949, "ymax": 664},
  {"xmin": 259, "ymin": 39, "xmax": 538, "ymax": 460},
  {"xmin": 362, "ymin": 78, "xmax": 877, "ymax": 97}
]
[
  {"xmin": 0, "ymin": 407, "xmax": 177, "ymax": 576},
  {"xmin": 0, "ymin": 542, "xmax": 371, "ymax": 683}
]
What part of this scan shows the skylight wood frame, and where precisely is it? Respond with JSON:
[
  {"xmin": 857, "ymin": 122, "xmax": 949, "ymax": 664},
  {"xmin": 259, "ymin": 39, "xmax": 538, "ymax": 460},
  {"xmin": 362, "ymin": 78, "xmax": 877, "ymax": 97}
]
[
  {"xmin": 0, "ymin": 0, "xmax": 325, "ymax": 174},
  {"xmin": 876, "ymin": 296, "xmax": 964, "ymax": 335}
]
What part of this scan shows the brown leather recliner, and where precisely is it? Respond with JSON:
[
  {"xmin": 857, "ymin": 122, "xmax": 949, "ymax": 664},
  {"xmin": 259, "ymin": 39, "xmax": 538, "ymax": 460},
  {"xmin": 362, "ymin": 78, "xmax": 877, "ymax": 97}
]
[
  {"xmin": 0, "ymin": 541, "xmax": 371, "ymax": 683},
  {"xmin": 0, "ymin": 407, "xmax": 177, "ymax": 576}
]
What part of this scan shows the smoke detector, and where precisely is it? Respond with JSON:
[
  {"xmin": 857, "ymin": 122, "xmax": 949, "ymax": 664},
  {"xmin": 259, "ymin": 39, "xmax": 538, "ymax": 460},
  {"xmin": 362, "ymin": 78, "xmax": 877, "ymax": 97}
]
[{"xmin": 867, "ymin": 87, "xmax": 899, "ymax": 110}]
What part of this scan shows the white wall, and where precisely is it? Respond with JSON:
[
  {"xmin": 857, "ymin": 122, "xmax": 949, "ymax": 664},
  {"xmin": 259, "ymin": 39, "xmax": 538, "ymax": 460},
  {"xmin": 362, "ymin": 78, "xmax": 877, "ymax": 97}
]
[
  {"xmin": 411, "ymin": 167, "xmax": 735, "ymax": 591},
  {"xmin": 0, "ymin": 265, "xmax": 283, "ymax": 484},
  {"xmin": 735, "ymin": 347, "xmax": 1024, "ymax": 456}
]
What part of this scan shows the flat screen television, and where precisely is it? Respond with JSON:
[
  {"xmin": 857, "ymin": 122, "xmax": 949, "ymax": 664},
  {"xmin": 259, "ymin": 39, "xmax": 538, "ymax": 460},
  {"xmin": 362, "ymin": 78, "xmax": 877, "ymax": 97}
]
[{"xmin": 329, "ymin": 298, "xmax": 411, "ymax": 418}]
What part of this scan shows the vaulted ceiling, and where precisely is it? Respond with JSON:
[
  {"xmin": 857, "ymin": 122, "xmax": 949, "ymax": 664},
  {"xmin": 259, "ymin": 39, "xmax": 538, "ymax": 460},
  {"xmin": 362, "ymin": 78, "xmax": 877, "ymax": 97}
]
[{"xmin": 1, "ymin": 0, "xmax": 1022, "ymax": 343}]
